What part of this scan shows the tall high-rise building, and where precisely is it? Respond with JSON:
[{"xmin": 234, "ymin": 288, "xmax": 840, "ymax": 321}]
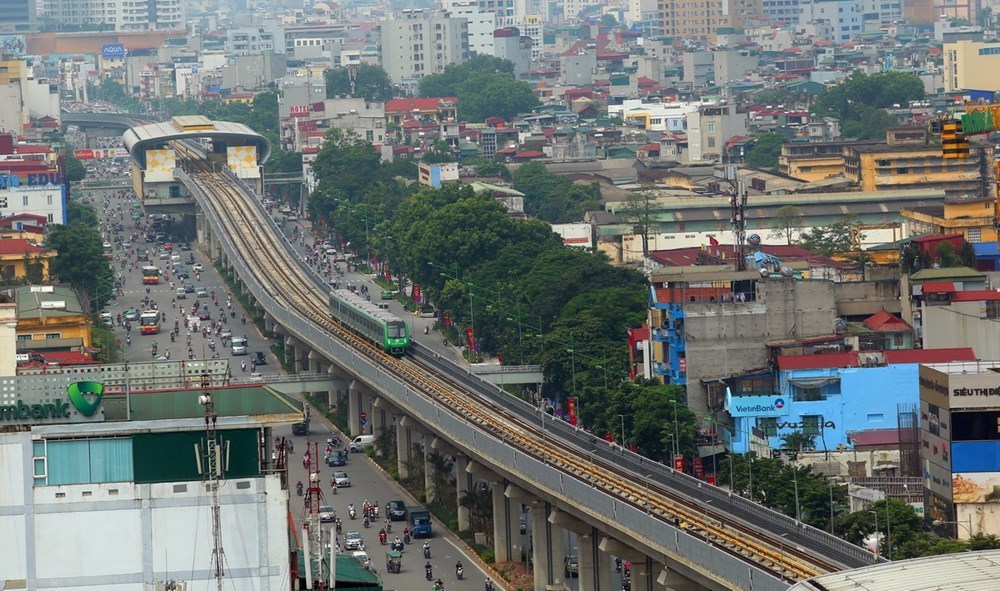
[
  {"xmin": 0, "ymin": 0, "xmax": 35, "ymax": 33},
  {"xmin": 658, "ymin": 0, "xmax": 762, "ymax": 41},
  {"xmin": 380, "ymin": 9, "xmax": 470, "ymax": 88},
  {"xmin": 40, "ymin": 0, "xmax": 183, "ymax": 32}
]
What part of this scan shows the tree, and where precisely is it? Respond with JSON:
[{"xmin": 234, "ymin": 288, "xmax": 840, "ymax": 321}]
[
  {"xmin": 813, "ymin": 71, "xmax": 924, "ymax": 122},
  {"xmin": 768, "ymin": 205, "xmax": 804, "ymax": 245},
  {"xmin": 311, "ymin": 129, "xmax": 382, "ymax": 199},
  {"xmin": 63, "ymin": 153, "xmax": 87, "ymax": 182},
  {"xmin": 841, "ymin": 106, "xmax": 898, "ymax": 140},
  {"xmin": 620, "ymin": 186, "xmax": 658, "ymax": 257},
  {"xmin": 512, "ymin": 161, "xmax": 600, "ymax": 223},
  {"xmin": 600, "ymin": 14, "xmax": 618, "ymax": 28},
  {"xmin": 934, "ymin": 241, "xmax": 963, "ymax": 268},
  {"xmin": 838, "ymin": 499, "xmax": 926, "ymax": 559},
  {"xmin": 324, "ymin": 64, "xmax": 395, "ymax": 102},
  {"xmin": 456, "ymin": 72, "xmax": 541, "ymax": 122},
  {"xmin": 746, "ymin": 132, "xmax": 787, "ymax": 170},
  {"xmin": 419, "ymin": 56, "xmax": 515, "ymax": 98},
  {"xmin": 66, "ymin": 201, "xmax": 99, "ymax": 227},
  {"xmin": 45, "ymin": 221, "xmax": 114, "ymax": 308},
  {"xmin": 798, "ymin": 217, "xmax": 860, "ymax": 257},
  {"xmin": 779, "ymin": 431, "xmax": 816, "ymax": 457}
]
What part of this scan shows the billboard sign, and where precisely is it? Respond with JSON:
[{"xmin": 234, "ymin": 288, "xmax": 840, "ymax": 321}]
[
  {"xmin": 953, "ymin": 472, "xmax": 1000, "ymax": 503},
  {"xmin": 0, "ymin": 35, "xmax": 26, "ymax": 56},
  {"xmin": 724, "ymin": 389, "xmax": 789, "ymax": 418},
  {"xmin": 102, "ymin": 43, "xmax": 126, "ymax": 59}
]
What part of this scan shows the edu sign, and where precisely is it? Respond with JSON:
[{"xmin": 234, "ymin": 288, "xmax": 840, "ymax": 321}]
[
  {"xmin": 0, "ymin": 172, "xmax": 63, "ymax": 188},
  {"xmin": 102, "ymin": 43, "xmax": 126, "ymax": 59},
  {"xmin": 725, "ymin": 392, "xmax": 789, "ymax": 418}
]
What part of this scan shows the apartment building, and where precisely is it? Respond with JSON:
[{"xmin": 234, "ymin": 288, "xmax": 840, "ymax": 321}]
[
  {"xmin": 444, "ymin": 2, "xmax": 497, "ymax": 56},
  {"xmin": 944, "ymin": 40, "xmax": 1000, "ymax": 92},
  {"xmin": 40, "ymin": 0, "xmax": 182, "ymax": 32},
  {"xmin": 0, "ymin": 0, "xmax": 34, "ymax": 32},
  {"xmin": 380, "ymin": 9, "xmax": 470, "ymax": 87},
  {"xmin": 658, "ymin": 0, "xmax": 763, "ymax": 41},
  {"xmin": 798, "ymin": 0, "xmax": 860, "ymax": 42},
  {"xmin": 227, "ymin": 20, "xmax": 286, "ymax": 55},
  {"xmin": 439, "ymin": 0, "xmax": 527, "ymax": 26}
]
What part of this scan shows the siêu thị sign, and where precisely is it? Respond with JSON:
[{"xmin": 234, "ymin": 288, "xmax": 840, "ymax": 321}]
[{"xmin": 0, "ymin": 173, "xmax": 63, "ymax": 189}]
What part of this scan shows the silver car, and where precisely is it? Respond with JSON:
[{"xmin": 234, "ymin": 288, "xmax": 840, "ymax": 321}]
[
  {"xmin": 333, "ymin": 471, "xmax": 351, "ymax": 487},
  {"xmin": 319, "ymin": 505, "xmax": 336, "ymax": 523},
  {"xmin": 345, "ymin": 530, "xmax": 364, "ymax": 550}
]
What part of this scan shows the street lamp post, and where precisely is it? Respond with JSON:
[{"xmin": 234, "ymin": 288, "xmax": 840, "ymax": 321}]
[
  {"xmin": 594, "ymin": 364, "xmax": 609, "ymax": 389},
  {"xmin": 869, "ymin": 510, "xmax": 880, "ymax": 559},
  {"xmin": 567, "ymin": 346, "xmax": 576, "ymax": 396},
  {"xmin": 778, "ymin": 532, "xmax": 789, "ymax": 575},
  {"xmin": 615, "ymin": 414, "xmax": 626, "ymax": 447},
  {"xmin": 932, "ymin": 518, "xmax": 974, "ymax": 539}
]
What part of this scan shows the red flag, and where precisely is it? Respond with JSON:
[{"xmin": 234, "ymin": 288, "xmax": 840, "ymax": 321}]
[{"xmin": 709, "ymin": 236, "xmax": 719, "ymax": 246}]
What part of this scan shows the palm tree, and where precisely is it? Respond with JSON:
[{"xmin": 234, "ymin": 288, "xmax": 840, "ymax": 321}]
[
  {"xmin": 459, "ymin": 483, "xmax": 494, "ymax": 540},
  {"xmin": 426, "ymin": 451, "xmax": 455, "ymax": 508}
]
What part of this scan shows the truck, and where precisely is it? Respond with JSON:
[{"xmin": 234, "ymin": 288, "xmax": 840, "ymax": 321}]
[{"xmin": 408, "ymin": 506, "xmax": 432, "ymax": 538}]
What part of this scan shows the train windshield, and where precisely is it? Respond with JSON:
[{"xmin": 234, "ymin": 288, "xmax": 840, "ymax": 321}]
[{"xmin": 387, "ymin": 322, "xmax": 405, "ymax": 338}]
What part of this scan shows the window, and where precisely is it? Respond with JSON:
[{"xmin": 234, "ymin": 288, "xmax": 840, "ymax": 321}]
[
  {"xmin": 45, "ymin": 333, "xmax": 61, "ymax": 340},
  {"xmin": 17, "ymin": 334, "xmax": 32, "ymax": 341},
  {"xmin": 22, "ymin": 195, "xmax": 28, "ymax": 206},
  {"xmin": 706, "ymin": 122, "xmax": 716, "ymax": 132},
  {"xmin": 968, "ymin": 227, "xmax": 982, "ymax": 243},
  {"xmin": 758, "ymin": 417, "xmax": 777, "ymax": 436},
  {"xmin": 802, "ymin": 415, "xmax": 822, "ymax": 435},
  {"xmin": 793, "ymin": 387, "xmax": 825, "ymax": 401}
]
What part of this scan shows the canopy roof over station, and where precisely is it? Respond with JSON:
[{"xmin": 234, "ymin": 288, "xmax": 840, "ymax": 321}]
[{"xmin": 122, "ymin": 115, "xmax": 271, "ymax": 168}]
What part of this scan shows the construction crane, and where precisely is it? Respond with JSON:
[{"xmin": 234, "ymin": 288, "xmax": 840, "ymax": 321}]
[{"xmin": 932, "ymin": 102, "xmax": 1000, "ymax": 237}]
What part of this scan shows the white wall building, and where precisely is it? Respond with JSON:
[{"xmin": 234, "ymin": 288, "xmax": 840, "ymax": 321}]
[
  {"xmin": 0, "ymin": 417, "xmax": 289, "ymax": 591},
  {"xmin": 798, "ymin": 0, "xmax": 860, "ymax": 42},
  {"xmin": 445, "ymin": 2, "xmax": 497, "ymax": 56},
  {"xmin": 40, "ymin": 0, "xmax": 182, "ymax": 31},
  {"xmin": 611, "ymin": 99, "xmax": 699, "ymax": 133},
  {"xmin": 379, "ymin": 9, "xmax": 470, "ymax": 87}
]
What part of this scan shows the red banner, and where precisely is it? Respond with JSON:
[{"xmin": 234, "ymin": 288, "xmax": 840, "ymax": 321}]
[
  {"xmin": 465, "ymin": 327, "xmax": 474, "ymax": 349},
  {"xmin": 693, "ymin": 456, "xmax": 704, "ymax": 479},
  {"xmin": 674, "ymin": 456, "xmax": 684, "ymax": 471},
  {"xmin": 412, "ymin": 284, "xmax": 421, "ymax": 303},
  {"xmin": 567, "ymin": 397, "xmax": 577, "ymax": 426},
  {"xmin": 74, "ymin": 149, "xmax": 95, "ymax": 160}
]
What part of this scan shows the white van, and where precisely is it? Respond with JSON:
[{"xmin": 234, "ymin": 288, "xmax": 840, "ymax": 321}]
[
  {"xmin": 349, "ymin": 435, "xmax": 374, "ymax": 453},
  {"xmin": 231, "ymin": 336, "xmax": 248, "ymax": 355}
]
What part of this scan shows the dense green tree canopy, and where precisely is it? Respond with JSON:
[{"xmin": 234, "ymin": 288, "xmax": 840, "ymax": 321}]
[
  {"xmin": 46, "ymin": 221, "xmax": 115, "ymax": 309},
  {"xmin": 746, "ymin": 132, "xmax": 787, "ymax": 170},
  {"xmin": 325, "ymin": 64, "xmax": 395, "ymax": 102},
  {"xmin": 512, "ymin": 161, "xmax": 602, "ymax": 223},
  {"xmin": 798, "ymin": 217, "xmax": 859, "ymax": 256},
  {"xmin": 418, "ymin": 56, "xmax": 516, "ymax": 98},
  {"xmin": 418, "ymin": 56, "xmax": 539, "ymax": 121},
  {"xmin": 63, "ymin": 153, "xmax": 87, "ymax": 182},
  {"xmin": 813, "ymin": 71, "xmax": 924, "ymax": 121}
]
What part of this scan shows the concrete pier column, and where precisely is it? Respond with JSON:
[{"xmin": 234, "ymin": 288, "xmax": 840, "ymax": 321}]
[
  {"xmin": 578, "ymin": 531, "xmax": 597, "ymax": 591},
  {"xmin": 492, "ymin": 482, "xmax": 513, "ymax": 563},
  {"xmin": 395, "ymin": 418, "xmax": 411, "ymax": 479},
  {"xmin": 423, "ymin": 443, "xmax": 435, "ymax": 502},
  {"xmin": 348, "ymin": 380, "xmax": 364, "ymax": 437},
  {"xmin": 455, "ymin": 454, "xmax": 471, "ymax": 531},
  {"xmin": 531, "ymin": 501, "xmax": 552, "ymax": 591}
]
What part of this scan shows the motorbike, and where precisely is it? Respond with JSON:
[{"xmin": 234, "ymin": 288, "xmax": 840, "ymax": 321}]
[
  {"xmin": 423, "ymin": 543, "xmax": 431, "ymax": 559},
  {"xmin": 379, "ymin": 531, "xmax": 387, "ymax": 545},
  {"xmin": 391, "ymin": 539, "xmax": 404, "ymax": 552},
  {"xmin": 425, "ymin": 566, "xmax": 433, "ymax": 581},
  {"xmin": 456, "ymin": 565, "xmax": 464, "ymax": 580},
  {"xmin": 363, "ymin": 516, "xmax": 370, "ymax": 528},
  {"xmin": 403, "ymin": 531, "xmax": 411, "ymax": 545},
  {"xmin": 349, "ymin": 506, "xmax": 357, "ymax": 519},
  {"xmin": 296, "ymin": 483, "xmax": 303, "ymax": 496}
]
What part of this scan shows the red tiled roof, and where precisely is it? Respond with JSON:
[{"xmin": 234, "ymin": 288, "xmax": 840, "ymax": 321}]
[
  {"xmin": 921, "ymin": 281, "xmax": 955, "ymax": 293},
  {"xmin": 911, "ymin": 233, "xmax": 964, "ymax": 244},
  {"xmin": 385, "ymin": 97, "xmax": 458, "ymax": 112},
  {"xmin": 862, "ymin": 310, "xmax": 911, "ymax": 332},
  {"xmin": 14, "ymin": 145, "xmax": 52, "ymax": 154},
  {"xmin": 496, "ymin": 147, "xmax": 519, "ymax": 154},
  {"xmin": 952, "ymin": 290, "xmax": 1000, "ymax": 301},
  {"xmin": 0, "ymin": 238, "xmax": 45, "ymax": 255},
  {"xmin": 638, "ymin": 143, "xmax": 660, "ymax": 152},
  {"xmin": 777, "ymin": 353, "xmax": 860, "ymax": 370},
  {"xmin": 649, "ymin": 243, "xmax": 851, "ymax": 269},
  {"xmin": 848, "ymin": 429, "xmax": 899, "ymax": 447},
  {"xmin": 35, "ymin": 351, "xmax": 99, "ymax": 366},
  {"xmin": 637, "ymin": 76, "xmax": 657, "ymax": 85},
  {"xmin": 514, "ymin": 150, "xmax": 545, "ymax": 158},
  {"xmin": 882, "ymin": 348, "xmax": 976, "ymax": 364}
]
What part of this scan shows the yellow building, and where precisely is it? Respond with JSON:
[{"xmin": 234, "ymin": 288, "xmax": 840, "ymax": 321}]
[
  {"xmin": 14, "ymin": 285, "xmax": 92, "ymax": 353},
  {"xmin": 944, "ymin": 40, "xmax": 1000, "ymax": 92},
  {"xmin": 658, "ymin": 0, "xmax": 763, "ymax": 40},
  {"xmin": 780, "ymin": 129, "xmax": 990, "ymax": 199},
  {"xmin": 901, "ymin": 195, "xmax": 999, "ymax": 244},
  {"xmin": 0, "ymin": 59, "xmax": 27, "ymax": 85},
  {"xmin": 0, "ymin": 238, "xmax": 53, "ymax": 282}
]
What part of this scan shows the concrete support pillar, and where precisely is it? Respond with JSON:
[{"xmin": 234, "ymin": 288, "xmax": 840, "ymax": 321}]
[
  {"xmin": 371, "ymin": 399, "xmax": 386, "ymax": 454},
  {"xmin": 395, "ymin": 419, "xmax": 411, "ymax": 479},
  {"xmin": 455, "ymin": 454, "xmax": 471, "ymax": 531},
  {"xmin": 283, "ymin": 337, "xmax": 295, "ymax": 370},
  {"xmin": 327, "ymin": 366, "xmax": 347, "ymax": 410},
  {"xmin": 530, "ymin": 500, "xmax": 555, "ymax": 591},
  {"xmin": 295, "ymin": 344, "xmax": 308, "ymax": 373},
  {"xmin": 633, "ymin": 558, "xmax": 662, "ymax": 591},
  {"xmin": 307, "ymin": 350, "xmax": 321, "ymax": 374},
  {"xmin": 492, "ymin": 482, "xmax": 514, "ymax": 563},
  {"xmin": 655, "ymin": 568, "xmax": 706, "ymax": 591},
  {"xmin": 423, "ymin": 444, "xmax": 435, "ymax": 502},
  {"xmin": 577, "ymin": 530, "xmax": 598, "ymax": 591},
  {"xmin": 348, "ymin": 379, "xmax": 363, "ymax": 437},
  {"xmin": 597, "ymin": 544, "xmax": 613, "ymax": 591}
]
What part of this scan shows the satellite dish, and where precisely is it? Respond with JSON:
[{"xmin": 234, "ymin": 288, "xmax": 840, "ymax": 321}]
[
  {"xmin": 759, "ymin": 268, "xmax": 771, "ymax": 278},
  {"xmin": 780, "ymin": 267, "xmax": 794, "ymax": 277},
  {"xmin": 748, "ymin": 234, "xmax": 762, "ymax": 247}
]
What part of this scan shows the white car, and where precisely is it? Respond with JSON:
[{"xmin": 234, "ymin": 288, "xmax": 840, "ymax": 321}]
[
  {"xmin": 345, "ymin": 531, "xmax": 364, "ymax": 550},
  {"xmin": 192, "ymin": 263, "xmax": 204, "ymax": 272},
  {"xmin": 319, "ymin": 505, "xmax": 336, "ymax": 523},
  {"xmin": 333, "ymin": 471, "xmax": 351, "ymax": 487},
  {"xmin": 352, "ymin": 551, "xmax": 371, "ymax": 570}
]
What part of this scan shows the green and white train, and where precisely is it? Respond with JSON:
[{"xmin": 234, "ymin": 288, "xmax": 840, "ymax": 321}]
[{"xmin": 329, "ymin": 289, "xmax": 411, "ymax": 355}]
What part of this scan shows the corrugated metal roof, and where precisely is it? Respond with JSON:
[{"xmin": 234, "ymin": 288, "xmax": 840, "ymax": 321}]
[
  {"xmin": 107, "ymin": 386, "xmax": 302, "ymax": 421},
  {"xmin": 790, "ymin": 549, "xmax": 1000, "ymax": 591}
]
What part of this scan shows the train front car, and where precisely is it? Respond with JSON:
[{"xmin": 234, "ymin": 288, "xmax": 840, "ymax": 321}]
[{"xmin": 385, "ymin": 319, "xmax": 410, "ymax": 356}]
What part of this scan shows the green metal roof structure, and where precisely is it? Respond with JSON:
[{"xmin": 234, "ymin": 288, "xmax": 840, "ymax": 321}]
[{"xmin": 103, "ymin": 385, "xmax": 303, "ymax": 422}]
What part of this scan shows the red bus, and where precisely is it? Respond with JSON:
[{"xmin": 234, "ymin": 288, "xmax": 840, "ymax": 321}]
[{"xmin": 142, "ymin": 266, "xmax": 160, "ymax": 285}]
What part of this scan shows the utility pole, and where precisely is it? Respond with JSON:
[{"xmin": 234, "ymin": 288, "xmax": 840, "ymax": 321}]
[
  {"xmin": 304, "ymin": 441, "xmax": 325, "ymax": 588},
  {"xmin": 726, "ymin": 165, "xmax": 749, "ymax": 271}
]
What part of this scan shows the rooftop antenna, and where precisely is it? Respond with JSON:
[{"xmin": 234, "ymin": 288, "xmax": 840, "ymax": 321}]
[
  {"xmin": 197, "ymin": 373, "xmax": 226, "ymax": 591},
  {"xmin": 722, "ymin": 149, "xmax": 748, "ymax": 270}
]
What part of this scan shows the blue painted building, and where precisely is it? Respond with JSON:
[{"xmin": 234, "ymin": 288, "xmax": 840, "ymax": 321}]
[
  {"xmin": 725, "ymin": 348, "xmax": 977, "ymax": 454},
  {"xmin": 648, "ymin": 285, "xmax": 687, "ymax": 385}
]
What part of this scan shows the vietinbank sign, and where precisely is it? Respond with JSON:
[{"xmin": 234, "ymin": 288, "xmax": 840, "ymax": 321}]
[
  {"xmin": 0, "ymin": 381, "xmax": 104, "ymax": 422},
  {"xmin": 725, "ymin": 389, "xmax": 789, "ymax": 418}
]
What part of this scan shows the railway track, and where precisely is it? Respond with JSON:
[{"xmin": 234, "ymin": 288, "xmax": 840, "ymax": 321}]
[{"xmin": 176, "ymin": 146, "xmax": 841, "ymax": 585}]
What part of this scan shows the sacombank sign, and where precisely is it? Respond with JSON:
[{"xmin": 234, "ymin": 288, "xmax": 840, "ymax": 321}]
[
  {"xmin": 0, "ymin": 381, "xmax": 104, "ymax": 422},
  {"xmin": 725, "ymin": 393, "xmax": 790, "ymax": 418}
]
